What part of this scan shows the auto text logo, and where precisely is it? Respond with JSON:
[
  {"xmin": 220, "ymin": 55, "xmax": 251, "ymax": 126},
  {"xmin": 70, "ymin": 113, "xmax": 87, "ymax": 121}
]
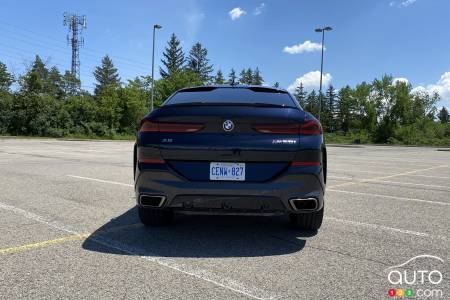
[{"xmin": 385, "ymin": 255, "xmax": 444, "ymax": 298}]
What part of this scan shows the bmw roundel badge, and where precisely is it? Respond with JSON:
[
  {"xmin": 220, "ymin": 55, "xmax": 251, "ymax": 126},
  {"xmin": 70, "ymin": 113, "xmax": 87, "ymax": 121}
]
[{"xmin": 223, "ymin": 120, "xmax": 234, "ymax": 132}]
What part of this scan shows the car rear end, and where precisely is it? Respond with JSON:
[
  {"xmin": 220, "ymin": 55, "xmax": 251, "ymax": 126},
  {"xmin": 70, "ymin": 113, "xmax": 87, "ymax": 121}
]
[{"xmin": 134, "ymin": 86, "xmax": 326, "ymax": 229}]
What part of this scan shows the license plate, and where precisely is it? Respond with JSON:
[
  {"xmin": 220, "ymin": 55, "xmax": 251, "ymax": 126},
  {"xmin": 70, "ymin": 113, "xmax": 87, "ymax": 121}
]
[{"xmin": 210, "ymin": 162, "xmax": 245, "ymax": 181}]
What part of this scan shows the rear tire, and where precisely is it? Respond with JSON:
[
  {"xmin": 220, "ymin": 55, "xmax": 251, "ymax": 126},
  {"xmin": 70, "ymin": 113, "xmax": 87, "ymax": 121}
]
[
  {"xmin": 138, "ymin": 206, "xmax": 174, "ymax": 226},
  {"xmin": 289, "ymin": 206, "xmax": 324, "ymax": 230}
]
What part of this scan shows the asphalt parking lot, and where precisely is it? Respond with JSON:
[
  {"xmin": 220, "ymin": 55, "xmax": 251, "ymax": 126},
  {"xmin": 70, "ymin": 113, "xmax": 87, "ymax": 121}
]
[{"xmin": 0, "ymin": 138, "xmax": 449, "ymax": 299}]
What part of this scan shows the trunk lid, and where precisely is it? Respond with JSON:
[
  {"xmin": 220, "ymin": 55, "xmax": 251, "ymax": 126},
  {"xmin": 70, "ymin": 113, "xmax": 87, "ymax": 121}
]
[{"xmin": 140, "ymin": 105, "xmax": 305, "ymax": 182}]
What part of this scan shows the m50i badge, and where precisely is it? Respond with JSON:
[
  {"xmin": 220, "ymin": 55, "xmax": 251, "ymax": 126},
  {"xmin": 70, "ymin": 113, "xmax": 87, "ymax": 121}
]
[{"xmin": 272, "ymin": 139, "xmax": 297, "ymax": 144}]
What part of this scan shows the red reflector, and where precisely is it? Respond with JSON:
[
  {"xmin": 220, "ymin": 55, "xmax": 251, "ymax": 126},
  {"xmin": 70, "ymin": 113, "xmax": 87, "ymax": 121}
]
[
  {"xmin": 138, "ymin": 158, "xmax": 165, "ymax": 164},
  {"xmin": 139, "ymin": 119, "xmax": 203, "ymax": 133},
  {"xmin": 252, "ymin": 123, "xmax": 300, "ymax": 134},
  {"xmin": 299, "ymin": 120, "xmax": 322, "ymax": 135},
  {"xmin": 291, "ymin": 161, "xmax": 321, "ymax": 166}
]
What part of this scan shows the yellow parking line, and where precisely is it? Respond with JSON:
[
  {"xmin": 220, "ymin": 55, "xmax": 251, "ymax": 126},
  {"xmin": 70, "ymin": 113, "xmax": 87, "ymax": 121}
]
[
  {"xmin": 328, "ymin": 164, "xmax": 448, "ymax": 189},
  {"xmin": 0, "ymin": 233, "xmax": 90, "ymax": 255},
  {"xmin": 0, "ymin": 223, "xmax": 142, "ymax": 256}
]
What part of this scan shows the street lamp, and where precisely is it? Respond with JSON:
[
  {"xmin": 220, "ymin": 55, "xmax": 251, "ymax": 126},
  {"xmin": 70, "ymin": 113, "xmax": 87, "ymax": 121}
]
[
  {"xmin": 151, "ymin": 24, "xmax": 162, "ymax": 111},
  {"xmin": 315, "ymin": 26, "xmax": 332, "ymax": 121}
]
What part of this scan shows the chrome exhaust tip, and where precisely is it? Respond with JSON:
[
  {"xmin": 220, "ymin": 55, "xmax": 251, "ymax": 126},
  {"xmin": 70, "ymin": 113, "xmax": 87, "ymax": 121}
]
[
  {"xmin": 289, "ymin": 197, "xmax": 318, "ymax": 211},
  {"xmin": 139, "ymin": 195, "xmax": 166, "ymax": 208}
]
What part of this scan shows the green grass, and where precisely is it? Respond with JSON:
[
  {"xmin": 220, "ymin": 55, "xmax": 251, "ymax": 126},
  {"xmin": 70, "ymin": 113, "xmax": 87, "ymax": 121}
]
[{"xmin": 325, "ymin": 132, "xmax": 450, "ymax": 147}]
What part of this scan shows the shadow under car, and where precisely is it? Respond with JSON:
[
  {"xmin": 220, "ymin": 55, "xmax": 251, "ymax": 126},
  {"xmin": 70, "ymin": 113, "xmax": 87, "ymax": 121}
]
[{"xmin": 82, "ymin": 207, "xmax": 316, "ymax": 258}]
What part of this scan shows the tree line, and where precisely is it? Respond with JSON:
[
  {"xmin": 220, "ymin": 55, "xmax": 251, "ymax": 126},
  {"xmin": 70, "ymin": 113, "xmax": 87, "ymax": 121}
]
[
  {"xmin": 292, "ymin": 78, "xmax": 449, "ymax": 145},
  {"xmin": 0, "ymin": 33, "xmax": 449, "ymax": 144}
]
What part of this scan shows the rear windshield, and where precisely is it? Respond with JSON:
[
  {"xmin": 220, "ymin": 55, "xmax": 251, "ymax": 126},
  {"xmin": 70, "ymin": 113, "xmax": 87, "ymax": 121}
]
[{"xmin": 164, "ymin": 87, "xmax": 297, "ymax": 107}]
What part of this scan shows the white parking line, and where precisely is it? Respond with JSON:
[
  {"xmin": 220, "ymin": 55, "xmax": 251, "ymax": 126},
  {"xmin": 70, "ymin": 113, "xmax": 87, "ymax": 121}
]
[
  {"xmin": 367, "ymin": 180, "xmax": 449, "ymax": 189},
  {"xmin": 325, "ymin": 217, "xmax": 447, "ymax": 241},
  {"xmin": 328, "ymin": 177, "xmax": 450, "ymax": 189},
  {"xmin": 330, "ymin": 169, "xmax": 388, "ymax": 175},
  {"xmin": 328, "ymin": 164, "xmax": 448, "ymax": 189},
  {"xmin": 67, "ymin": 175, "xmax": 133, "ymax": 187},
  {"xmin": 0, "ymin": 200, "xmax": 276, "ymax": 300},
  {"xmin": 328, "ymin": 176, "xmax": 353, "ymax": 180},
  {"xmin": 331, "ymin": 169, "xmax": 450, "ymax": 179},
  {"xmin": 406, "ymin": 174, "xmax": 450, "ymax": 180},
  {"xmin": 328, "ymin": 189, "xmax": 450, "ymax": 206}
]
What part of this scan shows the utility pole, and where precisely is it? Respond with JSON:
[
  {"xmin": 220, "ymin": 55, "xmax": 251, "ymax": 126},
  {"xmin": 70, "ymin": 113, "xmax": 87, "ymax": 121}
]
[
  {"xmin": 151, "ymin": 24, "xmax": 162, "ymax": 111},
  {"xmin": 64, "ymin": 13, "xmax": 87, "ymax": 90},
  {"xmin": 315, "ymin": 26, "xmax": 332, "ymax": 121}
]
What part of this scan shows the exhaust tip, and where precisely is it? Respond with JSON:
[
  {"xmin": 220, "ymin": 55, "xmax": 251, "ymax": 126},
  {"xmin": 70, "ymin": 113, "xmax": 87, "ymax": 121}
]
[
  {"xmin": 289, "ymin": 197, "xmax": 318, "ymax": 211},
  {"xmin": 139, "ymin": 195, "xmax": 166, "ymax": 208}
]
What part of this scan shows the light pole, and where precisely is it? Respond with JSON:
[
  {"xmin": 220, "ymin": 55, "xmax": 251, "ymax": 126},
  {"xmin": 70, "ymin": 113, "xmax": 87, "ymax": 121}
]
[
  {"xmin": 151, "ymin": 24, "xmax": 162, "ymax": 111},
  {"xmin": 315, "ymin": 26, "xmax": 332, "ymax": 121}
]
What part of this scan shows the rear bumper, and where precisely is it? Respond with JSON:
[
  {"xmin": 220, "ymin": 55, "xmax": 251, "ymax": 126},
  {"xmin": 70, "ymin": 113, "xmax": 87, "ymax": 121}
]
[{"xmin": 135, "ymin": 164, "xmax": 325, "ymax": 214}]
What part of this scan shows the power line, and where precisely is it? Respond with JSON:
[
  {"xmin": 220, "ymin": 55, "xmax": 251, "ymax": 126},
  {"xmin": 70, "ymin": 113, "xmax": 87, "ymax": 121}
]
[
  {"xmin": 0, "ymin": 29, "xmax": 150, "ymax": 74},
  {"xmin": 0, "ymin": 41, "xmax": 149, "ymax": 77},
  {"xmin": 0, "ymin": 19, "xmax": 151, "ymax": 68}
]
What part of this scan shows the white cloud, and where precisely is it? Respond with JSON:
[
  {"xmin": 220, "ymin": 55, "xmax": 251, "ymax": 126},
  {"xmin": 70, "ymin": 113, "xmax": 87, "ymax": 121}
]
[
  {"xmin": 393, "ymin": 77, "xmax": 409, "ymax": 84},
  {"xmin": 412, "ymin": 72, "xmax": 450, "ymax": 108},
  {"xmin": 283, "ymin": 41, "xmax": 323, "ymax": 54},
  {"xmin": 229, "ymin": 7, "xmax": 246, "ymax": 20},
  {"xmin": 400, "ymin": 0, "xmax": 417, "ymax": 7},
  {"xmin": 287, "ymin": 71, "xmax": 332, "ymax": 93},
  {"xmin": 390, "ymin": 0, "xmax": 418, "ymax": 7},
  {"xmin": 253, "ymin": 3, "xmax": 265, "ymax": 15}
]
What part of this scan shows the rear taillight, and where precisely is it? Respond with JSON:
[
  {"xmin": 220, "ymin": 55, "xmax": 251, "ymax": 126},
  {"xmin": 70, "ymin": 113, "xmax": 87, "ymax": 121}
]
[
  {"xmin": 140, "ymin": 120, "xmax": 158, "ymax": 132},
  {"xmin": 252, "ymin": 119, "xmax": 322, "ymax": 135},
  {"xmin": 158, "ymin": 122, "xmax": 204, "ymax": 132},
  {"xmin": 252, "ymin": 123, "xmax": 300, "ymax": 134},
  {"xmin": 299, "ymin": 120, "xmax": 322, "ymax": 135},
  {"xmin": 140, "ymin": 120, "xmax": 204, "ymax": 133}
]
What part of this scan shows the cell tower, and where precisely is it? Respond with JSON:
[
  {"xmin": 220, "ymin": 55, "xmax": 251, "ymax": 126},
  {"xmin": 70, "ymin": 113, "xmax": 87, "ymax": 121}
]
[{"xmin": 63, "ymin": 13, "xmax": 87, "ymax": 82}]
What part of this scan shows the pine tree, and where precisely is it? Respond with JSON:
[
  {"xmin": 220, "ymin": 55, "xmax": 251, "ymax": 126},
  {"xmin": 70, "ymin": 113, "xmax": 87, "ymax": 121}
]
[
  {"xmin": 61, "ymin": 70, "xmax": 80, "ymax": 96},
  {"xmin": 0, "ymin": 61, "xmax": 14, "ymax": 134},
  {"xmin": 214, "ymin": 70, "xmax": 225, "ymax": 84},
  {"xmin": 93, "ymin": 55, "xmax": 121, "ymax": 96},
  {"xmin": 228, "ymin": 69, "xmax": 237, "ymax": 84},
  {"xmin": 293, "ymin": 83, "xmax": 307, "ymax": 107},
  {"xmin": 30, "ymin": 55, "xmax": 48, "ymax": 81},
  {"xmin": 246, "ymin": 68, "xmax": 253, "ymax": 84},
  {"xmin": 19, "ymin": 56, "xmax": 48, "ymax": 94},
  {"xmin": 239, "ymin": 69, "xmax": 246, "ymax": 84},
  {"xmin": 47, "ymin": 66, "xmax": 64, "ymax": 100},
  {"xmin": 239, "ymin": 68, "xmax": 253, "ymax": 84},
  {"xmin": 438, "ymin": 106, "xmax": 449, "ymax": 123},
  {"xmin": 0, "ymin": 61, "xmax": 14, "ymax": 92},
  {"xmin": 159, "ymin": 33, "xmax": 185, "ymax": 78},
  {"xmin": 252, "ymin": 67, "xmax": 263, "ymax": 85},
  {"xmin": 324, "ymin": 85, "xmax": 336, "ymax": 131},
  {"xmin": 336, "ymin": 86, "xmax": 354, "ymax": 132},
  {"xmin": 305, "ymin": 90, "xmax": 318, "ymax": 116},
  {"xmin": 187, "ymin": 42, "xmax": 213, "ymax": 82}
]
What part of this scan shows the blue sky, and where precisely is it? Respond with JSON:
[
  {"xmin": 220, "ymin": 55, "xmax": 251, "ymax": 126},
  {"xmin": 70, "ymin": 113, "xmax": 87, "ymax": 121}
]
[{"xmin": 0, "ymin": 0, "xmax": 449, "ymax": 107}]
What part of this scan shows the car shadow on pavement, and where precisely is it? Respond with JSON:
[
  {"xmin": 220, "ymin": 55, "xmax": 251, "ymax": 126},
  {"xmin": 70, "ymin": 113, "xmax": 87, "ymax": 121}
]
[{"xmin": 82, "ymin": 206, "xmax": 316, "ymax": 258}]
